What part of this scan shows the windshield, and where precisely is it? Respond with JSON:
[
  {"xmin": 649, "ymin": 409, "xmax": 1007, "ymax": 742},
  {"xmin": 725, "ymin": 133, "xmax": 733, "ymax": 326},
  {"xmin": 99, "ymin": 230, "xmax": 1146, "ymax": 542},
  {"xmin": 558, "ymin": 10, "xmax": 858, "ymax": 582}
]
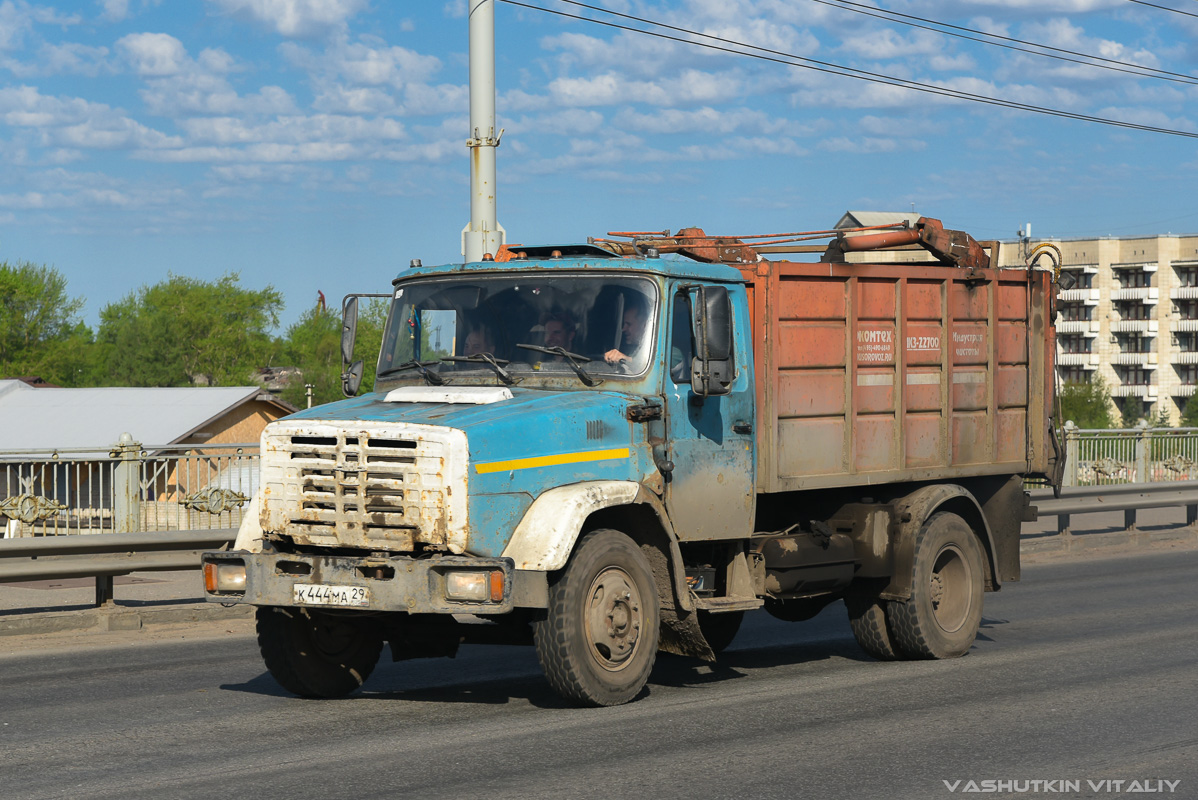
[{"xmin": 376, "ymin": 274, "xmax": 658, "ymax": 384}]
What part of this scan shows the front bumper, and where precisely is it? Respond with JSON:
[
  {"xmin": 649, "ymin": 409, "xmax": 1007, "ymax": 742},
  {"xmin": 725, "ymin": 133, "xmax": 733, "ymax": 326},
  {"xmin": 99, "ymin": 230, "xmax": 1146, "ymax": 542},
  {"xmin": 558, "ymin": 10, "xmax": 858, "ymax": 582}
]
[{"xmin": 201, "ymin": 550, "xmax": 533, "ymax": 614}]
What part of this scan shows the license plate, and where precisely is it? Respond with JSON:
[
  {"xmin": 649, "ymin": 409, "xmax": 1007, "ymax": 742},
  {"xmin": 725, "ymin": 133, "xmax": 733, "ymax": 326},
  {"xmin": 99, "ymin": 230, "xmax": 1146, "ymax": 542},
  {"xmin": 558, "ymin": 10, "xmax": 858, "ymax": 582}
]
[{"xmin": 293, "ymin": 583, "xmax": 370, "ymax": 608}]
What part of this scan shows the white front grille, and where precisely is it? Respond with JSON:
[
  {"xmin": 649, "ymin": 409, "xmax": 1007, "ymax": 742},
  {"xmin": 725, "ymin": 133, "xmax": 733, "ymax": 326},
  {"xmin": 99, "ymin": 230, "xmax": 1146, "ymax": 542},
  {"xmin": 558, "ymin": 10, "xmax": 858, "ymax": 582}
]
[{"xmin": 259, "ymin": 421, "xmax": 469, "ymax": 553}]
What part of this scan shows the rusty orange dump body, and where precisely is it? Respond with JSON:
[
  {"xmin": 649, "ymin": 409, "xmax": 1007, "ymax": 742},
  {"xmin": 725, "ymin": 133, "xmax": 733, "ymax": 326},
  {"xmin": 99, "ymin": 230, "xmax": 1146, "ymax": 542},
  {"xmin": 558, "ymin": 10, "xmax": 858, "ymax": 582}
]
[{"xmin": 736, "ymin": 259, "xmax": 1056, "ymax": 493}]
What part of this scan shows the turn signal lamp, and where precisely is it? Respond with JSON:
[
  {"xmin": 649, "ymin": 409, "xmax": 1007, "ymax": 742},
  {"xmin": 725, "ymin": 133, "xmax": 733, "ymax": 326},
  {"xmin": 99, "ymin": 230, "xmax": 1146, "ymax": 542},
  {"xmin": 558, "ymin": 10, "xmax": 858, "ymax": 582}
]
[
  {"xmin": 203, "ymin": 561, "xmax": 247, "ymax": 593},
  {"xmin": 445, "ymin": 570, "xmax": 505, "ymax": 603}
]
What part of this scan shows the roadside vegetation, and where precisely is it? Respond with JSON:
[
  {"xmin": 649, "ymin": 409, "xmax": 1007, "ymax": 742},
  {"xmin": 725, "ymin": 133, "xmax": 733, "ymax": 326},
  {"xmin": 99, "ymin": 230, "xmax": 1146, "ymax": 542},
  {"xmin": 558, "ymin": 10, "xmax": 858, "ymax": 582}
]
[{"xmin": 0, "ymin": 260, "xmax": 386, "ymax": 407}]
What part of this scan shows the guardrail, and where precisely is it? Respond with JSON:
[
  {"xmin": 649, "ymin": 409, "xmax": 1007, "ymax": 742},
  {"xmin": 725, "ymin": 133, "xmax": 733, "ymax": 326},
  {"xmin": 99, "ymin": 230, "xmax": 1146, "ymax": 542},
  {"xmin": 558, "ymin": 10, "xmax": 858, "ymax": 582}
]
[
  {"xmin": 0, "ymin": 528, "xmax": 236, "ymax": 606},
  {"xmin": 1032, "ymin": 480, "xmax": 1198, "ymax": 535}
]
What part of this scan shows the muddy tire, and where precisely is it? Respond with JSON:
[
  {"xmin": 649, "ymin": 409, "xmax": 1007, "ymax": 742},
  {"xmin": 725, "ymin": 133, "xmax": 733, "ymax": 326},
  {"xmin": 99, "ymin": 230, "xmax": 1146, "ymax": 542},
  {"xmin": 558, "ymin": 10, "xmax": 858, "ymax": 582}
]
[
  {"xmin": 887, "ymin": 512, "xmax": 985, "ymax": 659},
  {"xmin": 844, "ymin": 582, "xmax": 904, "ymax": 661},
  {"xmin": 533, "ymin": 529, "xmax": 660, "ymax": 707},
  {"xmin": 256, "ymin": 606, "xmax": 383, "ymax": 698},
  {"xmin": 697, "ymin": 610, "xmax": 744, "ymax": 655}
]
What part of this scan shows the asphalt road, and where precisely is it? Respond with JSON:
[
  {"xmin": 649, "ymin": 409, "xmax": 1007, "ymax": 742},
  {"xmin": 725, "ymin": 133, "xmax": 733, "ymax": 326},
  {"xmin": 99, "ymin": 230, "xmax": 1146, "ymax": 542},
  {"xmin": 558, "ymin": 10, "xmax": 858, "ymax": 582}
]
[{"xmin": 2, "ymin": 547, "xmax": 1195, "ymax": 800}]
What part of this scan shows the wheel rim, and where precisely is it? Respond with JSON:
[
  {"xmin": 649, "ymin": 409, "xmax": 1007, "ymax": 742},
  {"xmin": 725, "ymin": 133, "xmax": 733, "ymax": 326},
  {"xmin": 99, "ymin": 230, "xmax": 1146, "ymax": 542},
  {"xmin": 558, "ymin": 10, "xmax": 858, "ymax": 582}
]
[
  {"xmin": 583, "ymin": 566, "xmax": 643, "ymax": 671},
  {"xmin": 928, "ymin": 544, "xmax": 973, "ymax": 633}
]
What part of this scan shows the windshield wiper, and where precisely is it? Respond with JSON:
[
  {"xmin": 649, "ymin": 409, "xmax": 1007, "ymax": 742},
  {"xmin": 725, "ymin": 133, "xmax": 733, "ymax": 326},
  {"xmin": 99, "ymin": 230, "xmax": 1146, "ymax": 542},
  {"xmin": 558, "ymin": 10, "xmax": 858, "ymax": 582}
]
[
  {"xmin": 378, "ymin": 359, "xmax": 448, "ymax": 386},
  {"xmin": 516, "ymin": 344, "xmax": 604, "ymax": 387},
  {"xmin": 442, "ymin": 353, "xmax": 521, "ymax": 385}
]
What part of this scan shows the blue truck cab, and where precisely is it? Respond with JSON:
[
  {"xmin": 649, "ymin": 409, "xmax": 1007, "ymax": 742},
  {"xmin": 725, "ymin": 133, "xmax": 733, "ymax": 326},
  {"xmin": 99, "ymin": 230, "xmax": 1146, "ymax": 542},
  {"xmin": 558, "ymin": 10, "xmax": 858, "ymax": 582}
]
[{"xmin": 203, "ymin": 246, "xmax": 762, "ymax": 706}]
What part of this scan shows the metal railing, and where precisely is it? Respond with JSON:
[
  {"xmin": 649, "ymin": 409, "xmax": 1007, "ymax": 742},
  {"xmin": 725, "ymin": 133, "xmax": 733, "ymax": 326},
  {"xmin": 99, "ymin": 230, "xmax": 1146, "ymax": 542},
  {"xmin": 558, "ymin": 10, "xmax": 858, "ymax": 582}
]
[
  {"xmin": 2, "ymin": 434, "xmax": 258, "ymax": 538},
  {"xmin": 1061, "ymin": 423, "xmax": 1198, "ymax": 485},
  {"xmin": 1032, "ymin": 481, "xmax": 1198, "ymax": 537}
]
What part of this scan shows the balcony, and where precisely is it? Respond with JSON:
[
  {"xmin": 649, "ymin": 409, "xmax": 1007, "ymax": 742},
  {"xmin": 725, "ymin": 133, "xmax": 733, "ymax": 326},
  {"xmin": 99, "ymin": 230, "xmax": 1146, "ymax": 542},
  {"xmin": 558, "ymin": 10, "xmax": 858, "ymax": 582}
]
[
  {"xmin": 1173, "ymin": 384, "xmax": 1198, "ymax": 397},
  {"xmin": 1062, "ymin": 263, "xmax": 1099, "ymax": 274},
  {"xmin": 1112, "ymin": 261, "xmax": 1158, "ymax": 273},
  {"xmin": 1057, "ymin": 353, "xmax": 1099, "ymax": 368},
  {"xmin": 1057, "ymin": 288, "xmax": 1100, "ymax": 305},
  {"xmin": 1110, "ymin": 384, "xmax": 1158, "ymax": 399},
  {"xmin": 1170, "ymin": 287, "xmax": 1198, "ymax": 300},
  {"xmin": 1173, "ymin": 320, "xmax": 1198, "ymax": 332},
  {"xmin": 1172, "ymin": 352, "xmax": 1198, "ymax": 364},
  {"xmin": 1110, "ymin": 352, "xmax": 1158, "ymax": 366},
  {"xmin": 1111, "ymin": 287, "xmax": 1159, "ymax": 302},
  {"xmin": 1056, "ymin": 320, "xmax": 1100, "ymax": 335},
  {"xmin": 1110, "ymin": 320, "xmax": 1159, "ymax": 334}
]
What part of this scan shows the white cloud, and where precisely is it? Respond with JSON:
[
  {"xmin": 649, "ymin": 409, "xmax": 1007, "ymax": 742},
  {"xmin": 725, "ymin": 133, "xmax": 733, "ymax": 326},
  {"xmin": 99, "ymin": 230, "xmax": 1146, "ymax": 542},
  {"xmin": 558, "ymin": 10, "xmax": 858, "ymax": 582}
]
[
  {"xmin": 0, "ymin": 85, "xmax": 181, "ymax": 149},
  {"xmin": 117, "ymin": 32, "xmax": 188, "ymax": 76},
  {"xmin": 180, "ymin": 114, "xmax": 405, "ymax": 145},
  {"xmin": 615, "ymin": 106, "xmax": 790, "ymax": 135},
  {"xmin": 98, "ymin": 0, "xmax": 129, "ymax": 21},
  {"xmin": 205, "ymin": 0, "xmax": 369, "ymax": 38}
]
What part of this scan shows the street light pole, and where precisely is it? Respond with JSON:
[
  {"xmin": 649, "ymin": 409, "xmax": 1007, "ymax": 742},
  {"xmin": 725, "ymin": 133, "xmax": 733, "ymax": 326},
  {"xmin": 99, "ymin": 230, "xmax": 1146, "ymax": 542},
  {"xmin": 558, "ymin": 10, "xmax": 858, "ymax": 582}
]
[{"xmin": 462, "ymin": 0, "xmax": 505, "ymax": 263}]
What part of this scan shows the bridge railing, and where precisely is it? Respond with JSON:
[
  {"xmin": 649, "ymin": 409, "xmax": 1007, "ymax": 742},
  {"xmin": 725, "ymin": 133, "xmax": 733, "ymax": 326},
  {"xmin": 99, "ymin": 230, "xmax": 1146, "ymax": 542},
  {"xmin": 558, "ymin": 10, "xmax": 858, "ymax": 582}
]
[
  {"xmin": 1, "ymin": 434, "xmax": 258, "ymax": 538},
  {"xmin": 1061, "ymin": 423, "xmax": 1198, "ymax": 486}
]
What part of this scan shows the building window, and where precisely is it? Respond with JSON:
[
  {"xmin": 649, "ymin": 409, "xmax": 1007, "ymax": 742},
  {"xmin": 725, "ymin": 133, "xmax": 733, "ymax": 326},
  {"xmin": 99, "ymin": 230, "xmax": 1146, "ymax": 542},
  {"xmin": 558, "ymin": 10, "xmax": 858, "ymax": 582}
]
[
  {"xmin": 1115, "ymin": 301, "xmax": 1150, "ymax": 321},
  {"xmin": 1060, "ymin": 335, "xmax": 1091, "ymax": 354},
  {"xmin": 1061, "ymin": 367, "xmax": 1090, "ymax": 383},
  {"xmin": 1177, "ymin": 365, "xmax": 1198, "ymax": 385},
  {"xmin": 1059, "ymin": 302, "xmax": 1091, "ymax": 322},
  {"xmin": 1116, "ymin": 367, "xmax": 1151, "ymax": 386}
]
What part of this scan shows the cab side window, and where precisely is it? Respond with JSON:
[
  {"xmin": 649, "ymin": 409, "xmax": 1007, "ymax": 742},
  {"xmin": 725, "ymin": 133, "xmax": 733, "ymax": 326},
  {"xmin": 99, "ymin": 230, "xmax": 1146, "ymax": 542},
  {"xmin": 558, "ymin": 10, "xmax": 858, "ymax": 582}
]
[{"xmin": 670, "ymin": 292, "xmax": 693, "ymax": 385}]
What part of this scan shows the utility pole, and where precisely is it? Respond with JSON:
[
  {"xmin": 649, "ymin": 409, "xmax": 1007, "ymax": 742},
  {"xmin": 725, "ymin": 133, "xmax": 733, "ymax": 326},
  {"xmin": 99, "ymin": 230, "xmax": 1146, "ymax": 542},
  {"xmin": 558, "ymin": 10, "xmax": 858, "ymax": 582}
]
[{"xmin": 462, "ymin": 0, "xmax": 505, "ymax": 263}]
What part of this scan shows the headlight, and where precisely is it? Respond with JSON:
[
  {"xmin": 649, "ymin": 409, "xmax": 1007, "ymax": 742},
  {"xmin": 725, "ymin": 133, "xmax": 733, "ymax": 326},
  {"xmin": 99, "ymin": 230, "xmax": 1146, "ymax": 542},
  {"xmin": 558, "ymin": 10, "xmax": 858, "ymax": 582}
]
[
  {"xmin": 445, "ymin": 570, "xmax": 504, "ymax": 602},
  {"xmin": 203, "ymin": 561, "xmax": 247, "ymax": 593}
]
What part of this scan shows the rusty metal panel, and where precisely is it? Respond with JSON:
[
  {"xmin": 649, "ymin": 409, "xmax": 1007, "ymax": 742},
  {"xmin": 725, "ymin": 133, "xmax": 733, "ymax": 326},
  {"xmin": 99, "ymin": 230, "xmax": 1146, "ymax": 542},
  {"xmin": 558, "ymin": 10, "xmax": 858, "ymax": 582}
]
[
  {"xmin": 743, "ymin": 256, "xmax": 1054, "ymax": 491},
  {"xmin": 996, "ymin": 366, "xmax": 1028, "ymax": 408},
  {"xmin": 779, "ymin": 370, "xmax": 844, "ymax": 417},
  {"xmin": 778, "ymin": 322, "xmax": 845, "ymax": 368},
  {"xmin": 904, "ymin": 414, "xmax": 941, "ymax": 467},
  {"xmin": 778, "ymin": 418, "xmax": 844, "ymax": 475},
  {"xmin": 905, "ymin": 369, "xmax": 942, "ymax": 411},
  {"xmin": 951, "ymin": 282, "xmax": 989, "ymax": 320},
  {"xmin": 997, "ymin": 409, "xmax": 1027, "ymax": 463},
  {"xmin": 780, "ymin": 276, "xmax": 844, "ymax": 319},
  {"xmin": 857, "ymin": 279, "xmax": 896, "ymax": 320},
  {"xmin": 855, "ymin": 371, "xmax": 895, "ymax": 414},
  {"xmin": 997, "ymin": 282, "xmax": 1027, "ymax": 320},
  {"xmin": 855, "ymin": 415, "xmax": 897, "ymax": 472},
  {"xmin": 906, "ymin": 280, "xmax": 942, "ymax": 319}
]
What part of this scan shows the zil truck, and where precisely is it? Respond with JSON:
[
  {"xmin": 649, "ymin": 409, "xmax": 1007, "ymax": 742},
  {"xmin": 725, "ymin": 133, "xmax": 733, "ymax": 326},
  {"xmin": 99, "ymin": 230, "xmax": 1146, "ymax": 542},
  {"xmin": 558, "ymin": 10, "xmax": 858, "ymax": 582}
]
[{"xmin": 202, "ymin": 217, "xmax": 1061, "ymax": 707}]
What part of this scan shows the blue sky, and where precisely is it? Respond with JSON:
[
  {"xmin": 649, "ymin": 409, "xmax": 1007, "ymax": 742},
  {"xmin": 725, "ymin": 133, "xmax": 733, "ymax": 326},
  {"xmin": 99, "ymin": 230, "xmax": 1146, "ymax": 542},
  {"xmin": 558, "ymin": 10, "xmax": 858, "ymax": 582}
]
[{"xmin": 2, "ymin": 0, "xmax": 1197, "ymax": 331}]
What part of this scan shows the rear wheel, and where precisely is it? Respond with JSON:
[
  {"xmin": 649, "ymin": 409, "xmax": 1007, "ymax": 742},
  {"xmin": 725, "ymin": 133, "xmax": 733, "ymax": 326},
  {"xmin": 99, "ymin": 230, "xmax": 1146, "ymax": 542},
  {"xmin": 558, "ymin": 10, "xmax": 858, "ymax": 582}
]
[
  {"xmin": 888, "ymin": 512, "xmax": 985, "ymax": 659},
  {"xmin": 844, "ymin": 582, "xmax": 904, "ymax": 661},
  {"xmin": 533, "ymin": 529, "xmax": 660, "ymax": 707},
  {"xmin": 256, "ymin": 606, "xmax": 383, "ymax": 697}
]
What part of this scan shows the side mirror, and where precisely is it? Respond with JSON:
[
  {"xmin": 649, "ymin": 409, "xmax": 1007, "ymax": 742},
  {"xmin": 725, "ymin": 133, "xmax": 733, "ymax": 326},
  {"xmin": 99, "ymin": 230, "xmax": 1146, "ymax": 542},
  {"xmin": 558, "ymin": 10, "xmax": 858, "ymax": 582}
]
[
  {"xmin": 690, "ymin": 285, "xmax": 734, "ymax": 396},
  {"xmin": 341, "ymin": 296, "xmax": 359, "ymax": 365},
  {"xmin": 342, "ymin": 360, "xmax": 364, "ymax": 397}
]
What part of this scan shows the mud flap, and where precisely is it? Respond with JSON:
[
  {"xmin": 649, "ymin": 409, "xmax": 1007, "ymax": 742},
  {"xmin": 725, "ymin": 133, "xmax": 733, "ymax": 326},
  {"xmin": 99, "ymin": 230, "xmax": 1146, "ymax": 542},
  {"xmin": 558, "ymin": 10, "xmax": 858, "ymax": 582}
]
[{"xmin": 658, "ymin": 606, "xmax": 716, "ymax": 662}]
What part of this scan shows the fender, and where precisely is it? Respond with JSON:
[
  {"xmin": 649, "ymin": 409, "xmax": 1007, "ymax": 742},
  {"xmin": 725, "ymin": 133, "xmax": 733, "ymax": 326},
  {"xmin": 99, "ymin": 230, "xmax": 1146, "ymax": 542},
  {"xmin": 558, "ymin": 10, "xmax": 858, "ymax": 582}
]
[
  {"xmin": 881, "ymin": 483, "xmax": 999, "ymax": 602},
  {"xmin": 501, "ymin": 480, "xmax": 693, "ymax": 610},
  {"xmin": 233, "ymin": 490, "xmax": 265, "ymax": 553}
]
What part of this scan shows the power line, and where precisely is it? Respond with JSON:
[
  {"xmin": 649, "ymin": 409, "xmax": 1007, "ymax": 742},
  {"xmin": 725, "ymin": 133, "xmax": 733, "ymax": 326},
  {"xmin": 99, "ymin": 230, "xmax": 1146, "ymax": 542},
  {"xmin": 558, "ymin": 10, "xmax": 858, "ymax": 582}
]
[
  {"xmin": 499, "ymin": 0, "xmax": 1198, "ymax": 140},
  {"xmin": 1125, "ymin": 0, "xmax": 1198, "ymax": 20},
  {"xmin": 811, "ymin": 0, "xmax": 1198, "ymax": 86}
]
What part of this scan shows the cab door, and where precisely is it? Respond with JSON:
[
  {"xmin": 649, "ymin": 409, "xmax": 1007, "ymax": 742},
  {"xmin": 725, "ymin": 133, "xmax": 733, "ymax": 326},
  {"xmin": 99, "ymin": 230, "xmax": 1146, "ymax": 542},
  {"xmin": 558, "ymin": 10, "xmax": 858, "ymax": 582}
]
[{"xmin": 661, "ymin": 285, "xmax": 756, "ymax": 540}]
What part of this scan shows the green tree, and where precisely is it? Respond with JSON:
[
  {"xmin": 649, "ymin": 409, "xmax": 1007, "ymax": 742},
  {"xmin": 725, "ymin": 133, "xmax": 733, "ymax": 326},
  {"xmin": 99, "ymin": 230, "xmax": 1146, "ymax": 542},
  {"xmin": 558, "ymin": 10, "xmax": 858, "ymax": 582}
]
[
  {"xmin": 0, "ymin": 261, "xmax": 93, "ymax": 383},
  {"xmin": 1059, "ymin": 377, "xmax": 1114, "ymax": 429},
  {"xmin": 1181, "ymin": 396, "xmax": 1198, "ymax": 428},
  {"xmin": 97, "ymin": 274, "xmax": 282, "ymax": 387},
  {"xmin": 1119, "ymin": 395, "xmax": 1145, "ymax": 427},
  {"xmin": 277, "ymin": 297, "xmax": 392, "ymax": 408}
]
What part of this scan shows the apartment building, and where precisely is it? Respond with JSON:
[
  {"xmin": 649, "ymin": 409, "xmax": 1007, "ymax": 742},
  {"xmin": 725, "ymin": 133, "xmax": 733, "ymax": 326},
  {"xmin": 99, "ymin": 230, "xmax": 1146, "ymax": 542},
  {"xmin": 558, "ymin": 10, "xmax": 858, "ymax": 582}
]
[{"xmin": 1002, "ymin": 234, "xmax": 1198, "ymax": 424}]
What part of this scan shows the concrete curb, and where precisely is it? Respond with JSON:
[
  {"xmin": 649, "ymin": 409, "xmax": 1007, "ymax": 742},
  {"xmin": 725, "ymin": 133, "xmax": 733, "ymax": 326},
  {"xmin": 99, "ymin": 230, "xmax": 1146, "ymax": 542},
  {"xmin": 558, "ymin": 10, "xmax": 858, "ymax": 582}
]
[{"xmin": 0, "ymin": 601, "xmax": 253, "ymax": 638}]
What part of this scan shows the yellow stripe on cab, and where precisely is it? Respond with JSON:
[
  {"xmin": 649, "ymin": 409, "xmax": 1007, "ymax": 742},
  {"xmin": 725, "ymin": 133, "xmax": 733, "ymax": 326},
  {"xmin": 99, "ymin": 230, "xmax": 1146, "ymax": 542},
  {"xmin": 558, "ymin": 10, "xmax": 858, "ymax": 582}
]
[{"xmin": 474, "ymin": 448, "xmax": 631, "ymax": 475}]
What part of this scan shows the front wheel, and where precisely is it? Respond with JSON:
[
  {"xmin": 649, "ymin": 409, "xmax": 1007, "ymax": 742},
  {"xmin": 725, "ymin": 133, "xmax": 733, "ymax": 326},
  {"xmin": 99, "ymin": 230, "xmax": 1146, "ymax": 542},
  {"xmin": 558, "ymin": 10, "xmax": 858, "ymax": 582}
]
[
  {"xmin": 256, "ymin": 606, "xmax": 383, "ymax": 697},
  {"xmin": 533, "ymin": 529, "xmax": 660, "ymax": 707},
  {"xmin": 887, "ymin": 512, "xmax": 985, "ymax": 659}
]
